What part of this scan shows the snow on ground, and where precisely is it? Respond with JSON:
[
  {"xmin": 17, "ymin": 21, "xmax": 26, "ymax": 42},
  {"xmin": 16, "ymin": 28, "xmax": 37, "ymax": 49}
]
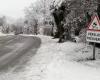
[
  {"xmin": 0, "ymin": 32, "xmax": 7, "ymax": 36},
  {"xmin": 38, "ymin": 35, "xmax": 100, "ymax": 80},
  {"xmin": 0, "ymin": 35, "xmax": 100, "ymax": 80},
  {"xmin": 0, "ymin": 32, "xmax": 14, "ymax": 36}
]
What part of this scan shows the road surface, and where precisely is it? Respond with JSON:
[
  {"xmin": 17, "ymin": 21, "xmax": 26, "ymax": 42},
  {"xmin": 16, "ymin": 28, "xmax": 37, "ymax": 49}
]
[{"xmin": 0, "ymin": 35, "xmax": 41, "ymax": 71}]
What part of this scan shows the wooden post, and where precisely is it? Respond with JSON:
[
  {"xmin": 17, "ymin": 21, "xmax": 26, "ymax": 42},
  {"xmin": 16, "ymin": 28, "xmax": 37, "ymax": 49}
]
[{"xmin": 93, "ymin": 42, "xmax": 96, "ymax": 60}]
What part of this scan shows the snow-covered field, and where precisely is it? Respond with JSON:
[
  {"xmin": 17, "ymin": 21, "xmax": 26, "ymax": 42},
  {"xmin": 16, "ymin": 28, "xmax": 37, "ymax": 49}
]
[{"xmin": 0, "ymin": 35, "xmax": 100, "ymax": 80}]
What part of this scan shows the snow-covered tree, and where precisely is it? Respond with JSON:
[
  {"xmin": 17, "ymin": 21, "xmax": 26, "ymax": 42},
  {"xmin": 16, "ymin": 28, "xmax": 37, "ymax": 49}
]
[
  {"xmin": 24, "ymin": 0, "xmax": 65, "ymax": 35},
  {"xmin": 51, "ymin": 0, "xmax": 98, "ymax": 42}
]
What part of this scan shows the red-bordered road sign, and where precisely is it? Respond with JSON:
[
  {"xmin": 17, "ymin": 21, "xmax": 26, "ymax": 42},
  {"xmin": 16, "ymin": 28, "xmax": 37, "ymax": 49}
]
[
  {"xmin": 86, "ymin": 15, "xmax": 100, "ymax": 43},
  {"xmin": 87, "ymin": 15, "xmax": 100, "ymax": 31}
]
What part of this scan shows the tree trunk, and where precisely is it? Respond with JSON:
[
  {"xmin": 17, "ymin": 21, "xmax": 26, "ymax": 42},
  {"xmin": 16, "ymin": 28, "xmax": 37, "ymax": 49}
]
[{"xmin": 97, "ymin": 0, "xmax": 100, "ymax": 18}]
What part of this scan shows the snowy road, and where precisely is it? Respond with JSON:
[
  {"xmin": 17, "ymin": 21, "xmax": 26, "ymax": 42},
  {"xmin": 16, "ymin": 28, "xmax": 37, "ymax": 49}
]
[
  {"xmin": 0, "ymin": 35, "xmax": 100, "ymax": 80},
  {"xmin": 0, "ymin": 35, "xmax": 41, "ymax": 71}
]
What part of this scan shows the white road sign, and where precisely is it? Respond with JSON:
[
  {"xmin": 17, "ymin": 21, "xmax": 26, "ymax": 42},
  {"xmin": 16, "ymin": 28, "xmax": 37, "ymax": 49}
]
[{"xmin": 86, "ymin": 15, "xmax": 100, "ymax": 43}]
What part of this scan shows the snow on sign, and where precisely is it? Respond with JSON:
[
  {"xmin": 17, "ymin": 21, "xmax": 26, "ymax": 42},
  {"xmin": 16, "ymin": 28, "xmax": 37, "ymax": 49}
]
[{"xmin": 86, "ymin": 15, "xmax": 100, "ymax": 43}]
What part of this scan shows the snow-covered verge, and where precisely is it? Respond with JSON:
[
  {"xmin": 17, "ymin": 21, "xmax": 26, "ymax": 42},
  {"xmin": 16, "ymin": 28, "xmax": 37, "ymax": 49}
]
[
  {"xmin": 38, "ymin": 35, "xmax": 100, "ymax": 80},
  {"xmin": 0, "ymin": 32, "xmax": 7, "ymax": 36},
  {"xmin": 0, "ymin": 32, "xmax": 14, "ymax": 36},
  {"xmin": 0, "ymin": 35, "xmax": 100, "ymax": 80}
]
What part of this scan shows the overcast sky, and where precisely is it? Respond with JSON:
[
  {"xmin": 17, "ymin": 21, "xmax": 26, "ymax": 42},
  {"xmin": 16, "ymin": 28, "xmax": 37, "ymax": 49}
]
[{"xmin": 0, "ymin": 0, "xmax": 36, "ymax": 19}]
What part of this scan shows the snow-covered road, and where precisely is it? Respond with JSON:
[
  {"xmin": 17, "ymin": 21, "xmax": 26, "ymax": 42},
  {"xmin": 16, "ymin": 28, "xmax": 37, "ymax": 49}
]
[
  {"xmin": 0, "ymin": 35, "xmax": 41, "ymax": 71},
  {"xmin": 0, "ymin": 35, "xmax": 100, "ymax": 80}
]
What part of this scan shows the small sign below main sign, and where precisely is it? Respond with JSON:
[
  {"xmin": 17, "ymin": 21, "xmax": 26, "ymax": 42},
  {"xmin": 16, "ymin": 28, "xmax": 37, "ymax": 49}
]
[{"xmin": 86, "ymin": 15, "xmax": 100, "ymax": 43}]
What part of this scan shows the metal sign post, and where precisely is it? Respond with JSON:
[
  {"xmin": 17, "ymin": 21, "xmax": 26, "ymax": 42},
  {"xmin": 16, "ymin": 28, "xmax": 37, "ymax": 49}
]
[
  {"xmin": 86, "ymin": 15, "xmax": 100, "ymax": 60},
  {"xmin": 93, "ymin": 42, "xmax": 96, "ymax": 60}
]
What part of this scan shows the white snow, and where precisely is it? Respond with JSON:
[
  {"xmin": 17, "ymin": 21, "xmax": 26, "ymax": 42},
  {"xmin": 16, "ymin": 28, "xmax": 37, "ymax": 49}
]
[
  {"xmin": 0, "ymin": 32, "xmax": 7, "ymax": 36},
  {"xmin": 0, "ymin": 32, "xmax": 14, "ymax": 36},
  {"xmin": 0, "ymin": 35, "xmax": 100, "ymax": 80}
]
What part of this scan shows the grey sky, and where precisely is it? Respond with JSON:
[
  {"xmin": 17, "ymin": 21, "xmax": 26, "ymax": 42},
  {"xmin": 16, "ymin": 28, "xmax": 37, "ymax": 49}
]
[{"xmin": 0, "ymin": 0, "xmax": 36, "ymax": 19}]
